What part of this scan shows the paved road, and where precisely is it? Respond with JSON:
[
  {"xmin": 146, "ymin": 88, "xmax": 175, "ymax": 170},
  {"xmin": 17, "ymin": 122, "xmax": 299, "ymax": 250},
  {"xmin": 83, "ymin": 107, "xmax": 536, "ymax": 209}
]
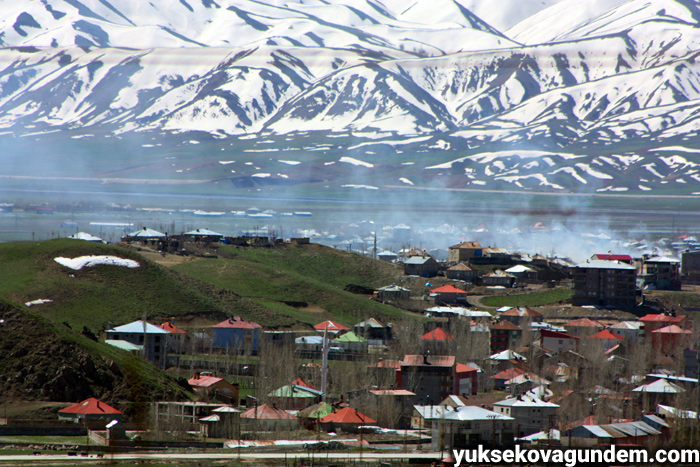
[{"xmin": 0, "ymin": 450, "xmax": 444, "ymax": 463}]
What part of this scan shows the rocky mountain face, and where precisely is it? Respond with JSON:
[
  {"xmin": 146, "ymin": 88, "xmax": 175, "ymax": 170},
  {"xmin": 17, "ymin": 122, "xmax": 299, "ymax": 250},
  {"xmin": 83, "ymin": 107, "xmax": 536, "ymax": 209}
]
[{"xmin": 1, "ymin": 0, "xmax": 700, "ymax": 193}]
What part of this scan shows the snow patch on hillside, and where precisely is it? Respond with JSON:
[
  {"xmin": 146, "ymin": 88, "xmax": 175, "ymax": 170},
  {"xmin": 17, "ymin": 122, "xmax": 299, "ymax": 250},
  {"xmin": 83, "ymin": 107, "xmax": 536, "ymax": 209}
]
[{"xmin": 54, "ymin": 256, "xmax": 140, "ymax": 270}]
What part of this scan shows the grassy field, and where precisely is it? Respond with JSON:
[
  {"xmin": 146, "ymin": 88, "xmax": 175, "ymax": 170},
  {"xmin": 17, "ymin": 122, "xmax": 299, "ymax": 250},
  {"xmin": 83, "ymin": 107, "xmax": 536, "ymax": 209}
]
[
  {"xmin": 173, "ymin": 243, "xmax": 412, "ymax": 326},
  {"xmin": 479, "ymin": 288, "xmax": 574, "ymax": 307},
  {"xmin": 0, "ymin": 238, "xmax": 411, "ymax": 331},
  {"xmin": 0, "ymin": 239, "xmax": 293, "ymax": 330}
]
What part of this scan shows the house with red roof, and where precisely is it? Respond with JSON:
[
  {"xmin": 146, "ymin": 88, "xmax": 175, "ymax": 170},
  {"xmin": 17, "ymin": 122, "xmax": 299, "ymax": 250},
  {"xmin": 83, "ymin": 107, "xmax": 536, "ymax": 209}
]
[
  {"xmin": 58, "ymin": 398, "xmax": 122, "ymax": 426},
  {"xmin": 320, "ymin": 407, "xmax": 376, "ymax": 432},
  {"xmin": 540, "ymin": 329, "xmax": 579, "ymax": 355},
  {"xmin": 240, "ymin": 403, "xmax": 298, "ymax": 431},
  {"xmin": 419, "ymin": 327, "xmax": 455, "ymax": 353},
  {"xmin": 159, "ymin": 321, "xmax": 186, "ymax": 353},
  {"xmin": 314, "ymin": 320, "xmax": 349, "ymax": 334},
  {"xmin": 430, "ymin": 284, "xmax": 468, "ymax": 304},
  {"xmin": 564, "ymin": 318, "xmax": 606, "ymax": 338},
  {"xmin": 488, "ymin": 367, "xmax": 527, "ymax": 390},
  {"xmin": 367, "ymin": 359, "xmax": 402, "ymax": 388},
  {"xmin": 189, "ymin": 372, "xmax": 239, "ymax": 404},
  {"xmin": 400, "ymin": 354, "xmax": 477, "ymax": 404},
  {"xmin": 651, "ymin": 325, "xmax": 693, "ymax": 351},
  {"xmin": 639, "ymin": 314, "xmax": 692, "ymax": 333},
  {"xmin": 456, "ymin": 363, "xmax": 479, "ymax": 396},
  {"xmin": 490, "ymin": 320, "xmax": 522, "ymax": 354},
  {"xmin": 500, "ymin": 307, "xmax": 543, "ymax": 326},
  {"xmin": 591, "ymin": 254, "xmax": 634, "ymax": 264},
  {"xmin": 212, "ymin": 317, "xmax": 262, "ymax": 354},
  {"xmin": 585, "ymin": 329, "xmax": 625, "ymax": 351}
]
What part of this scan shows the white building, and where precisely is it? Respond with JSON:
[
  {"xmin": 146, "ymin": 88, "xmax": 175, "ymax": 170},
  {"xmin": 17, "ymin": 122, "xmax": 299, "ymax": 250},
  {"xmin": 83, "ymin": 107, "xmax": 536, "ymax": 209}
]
[{"xmin": 493, "ymin": 395, "xmax": 559, "ymax": 437}]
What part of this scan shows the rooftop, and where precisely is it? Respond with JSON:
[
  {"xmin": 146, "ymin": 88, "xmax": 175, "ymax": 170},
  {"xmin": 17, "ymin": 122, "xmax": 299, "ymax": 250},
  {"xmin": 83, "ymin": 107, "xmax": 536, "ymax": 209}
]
[
  {"xmin": 59, "ymin": 398, "xmax": 122, "ymax": 416},
  {"xmin": 106, "ymin": 320, "xmax": 169, "ymax": 335},
  {"xmin": 214, "ymin": 316, "xmax": 262, "ymax": 329},
  {"xmin": 402, "ymin": 355, "xmax": 456, "ymax": 367}
]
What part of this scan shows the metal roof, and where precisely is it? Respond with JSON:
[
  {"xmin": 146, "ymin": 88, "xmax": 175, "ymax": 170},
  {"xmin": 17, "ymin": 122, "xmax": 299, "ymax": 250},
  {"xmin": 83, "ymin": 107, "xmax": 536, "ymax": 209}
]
[
  {"xmin": 442, "ymin": 405, "xmax": 514, "ymax": 422},
  {"xmin": 494, "ymin": 396, "xmax": 558, "ymax": 408},
  {"xmin": 632, "ymin": 378, "xmax": 686, "ymax": 394},
  {"xmin": 106, "ymin": 320, "xmax": 169, "ymax": 334},
  {"xmin": 105, "ymin": 340, "xmax": 143, "ymax": 351},
  {"xmin": 580, "ymin": 425, "xmax": 613, "ymax": 438},
  {"xmin": 574, "ymin": 259, "xmax": 636, "ymax": 270},
  {"xmin": 404, "ymin": 256, "xmax": 434, "ymax": 265},
  {"xmin": 184, "ymin": 228, "xmax": 224, "ymax": 236}
]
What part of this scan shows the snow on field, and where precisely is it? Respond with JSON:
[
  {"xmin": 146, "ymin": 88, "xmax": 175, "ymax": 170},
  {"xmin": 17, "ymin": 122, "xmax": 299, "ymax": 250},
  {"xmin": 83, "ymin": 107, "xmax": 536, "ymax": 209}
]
[
  {"xmin": 426, "ymin": 150, "xmax": 583, "ymax": 169},
  {"xmin": 342, "ymin": 184, "xmax": 379, "ymax": 189},
  {"xmin": 596, "ymin": 186, "xmax": 629, "ymax": 192},
  {"xmin": 339, "ymin": 156, "xmax": 374, "ymax": 168},
  {"xmin": 279, "ymin": 160, "xmax": 301, "ymax": 165},
  {"xmin": 348, "ymin": 135, "xmax": 431, "ymax": 150},
  {"xmin": 252, "ymin": 173, "xmax": 271, "ymax": 178},
  {"xmin": 399, "ymin": 178, "xmax": 414, "ymax": 185},
  {"xmin": 551, "ymin": 167, "xmax": 587, "ymax": 184},
  {"xmin": 655, "ymin": 146, "xmax": 697, "ymax": 152},
  {"xmin": 660, "ymin": 155, "xmax": 697, "ymax": 168},
  {"xmin": 25, "ymin": 299, "xmax": 53, "ymax": 307},
  {"xmin": 54, "ymin": 256, "xmax": 140, "ymax": 270},
  {"xmin": 575, "ymin": 163, "xmax": 613, "ymax": 179},
  {"xmin": 219, "ymin": 160, "xmax": 236, "ymax": 165},
  {"xmin": 643, "ymin": 163, "xmax": 664, "ymax": 178}
]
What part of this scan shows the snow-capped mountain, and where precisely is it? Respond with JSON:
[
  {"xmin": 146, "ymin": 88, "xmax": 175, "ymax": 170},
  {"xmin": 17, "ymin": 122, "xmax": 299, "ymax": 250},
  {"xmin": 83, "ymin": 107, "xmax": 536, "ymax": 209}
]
[{"xmin": 1, "ymin": 0, "xmax": 700, "ymax": 195}]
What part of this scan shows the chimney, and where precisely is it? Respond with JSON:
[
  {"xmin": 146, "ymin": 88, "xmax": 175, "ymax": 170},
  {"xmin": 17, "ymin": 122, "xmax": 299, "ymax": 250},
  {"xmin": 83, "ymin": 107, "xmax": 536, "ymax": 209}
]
[{"xmin": 194, "ymin": 372, "xmax": 200, "ymax": 380}]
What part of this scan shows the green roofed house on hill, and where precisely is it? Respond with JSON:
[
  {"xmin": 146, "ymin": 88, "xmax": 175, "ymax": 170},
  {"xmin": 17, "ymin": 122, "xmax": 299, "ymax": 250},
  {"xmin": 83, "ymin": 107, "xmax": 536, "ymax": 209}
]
[
  {"xmin": 267, "ymin": 383, "xmax": 324, "ymax": 410},
  {"xmin": 334, "ymin": 331, "xmax": 367, "ymax": 353}
]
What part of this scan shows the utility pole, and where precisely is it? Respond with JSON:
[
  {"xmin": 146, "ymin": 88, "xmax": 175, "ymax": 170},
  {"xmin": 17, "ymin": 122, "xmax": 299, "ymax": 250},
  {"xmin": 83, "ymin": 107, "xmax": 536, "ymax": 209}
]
[
  {"xmin": 321, "ymin": 327, "xmax": 329, "ymax": 401},
  {"xmin": 373, "ymin": 232, "xmax": 377, "ymax": 260}
]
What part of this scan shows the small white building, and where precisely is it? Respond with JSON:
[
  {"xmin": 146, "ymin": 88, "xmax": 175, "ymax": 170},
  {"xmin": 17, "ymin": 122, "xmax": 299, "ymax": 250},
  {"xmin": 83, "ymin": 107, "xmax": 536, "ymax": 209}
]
[
  {"xmin": 494, "ymin": 395, "xmax": 559, "ymax": 437},
  {"xmin": 431, "ymin": 405, "xmax": 515, "ymax": 449}
]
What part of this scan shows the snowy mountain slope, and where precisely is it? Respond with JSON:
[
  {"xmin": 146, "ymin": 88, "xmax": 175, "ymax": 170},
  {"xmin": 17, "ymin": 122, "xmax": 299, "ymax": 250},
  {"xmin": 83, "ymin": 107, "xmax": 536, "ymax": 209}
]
[{"xmin": 1, "ymin": 0, "xmax": 700, "ymax": 195}]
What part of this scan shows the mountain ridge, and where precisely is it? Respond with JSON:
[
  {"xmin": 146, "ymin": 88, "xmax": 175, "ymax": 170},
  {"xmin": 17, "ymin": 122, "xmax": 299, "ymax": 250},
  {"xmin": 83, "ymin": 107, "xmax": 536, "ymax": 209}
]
[{"xmin": 1, "ymin": 0, "xmax": 700, "ymax": 195}]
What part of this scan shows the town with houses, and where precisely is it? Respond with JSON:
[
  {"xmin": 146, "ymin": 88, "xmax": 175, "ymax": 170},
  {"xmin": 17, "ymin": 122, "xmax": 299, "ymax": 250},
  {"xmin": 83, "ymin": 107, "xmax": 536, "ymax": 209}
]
[{"xmin": 5, "ymin": 217, "xmax": 700, "ymax": 464}]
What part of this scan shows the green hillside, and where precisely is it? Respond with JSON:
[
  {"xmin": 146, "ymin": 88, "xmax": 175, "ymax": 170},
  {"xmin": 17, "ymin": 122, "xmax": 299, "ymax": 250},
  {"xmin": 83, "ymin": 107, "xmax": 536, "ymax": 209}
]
[
  {"xmin": 0, "ymin": 239, "xmax": 274, "ymax": 330},
  {"xmin": 173, "ymin": 242, "xmax": 410, "ymax": 326},
  {"xmin": 0, "ymin": 239, "xmax": 410, "ymax": 331},
  {"xmin": 0, "ymin": 297, "xmax": 190, "ymax": 410}
]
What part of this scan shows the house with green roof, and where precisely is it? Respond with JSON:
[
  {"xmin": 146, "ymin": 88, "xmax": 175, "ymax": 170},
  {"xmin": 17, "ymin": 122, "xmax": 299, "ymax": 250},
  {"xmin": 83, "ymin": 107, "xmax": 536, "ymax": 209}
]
[{"xmin": 334, "ymin": 331, "xmax": 368, "ymax": 353}]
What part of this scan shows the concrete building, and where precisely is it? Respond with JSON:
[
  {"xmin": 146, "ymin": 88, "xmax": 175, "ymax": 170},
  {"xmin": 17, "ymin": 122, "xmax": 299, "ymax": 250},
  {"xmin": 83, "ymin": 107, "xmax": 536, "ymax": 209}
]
[
  {"xmin": 105, "ymin": 320, "xmax": 169, "ymax": 366},
  {"xmin": 493, "ymin": 395, "xmax": 559, "ymax": 437},
  {"xmin": 540, "ymin": 329, "xmax": 578, "ymax": 355},
  {"xmin": 431, "ymin": 405, "xmax": 514, "ymax": 449},
  {"xmin": 636, "ymin": 256, "xmax": 681, "ymax": 290},
  {"xmin": 490, "ymin": 321, "xmax": 522, "ymax": 354},
  {"xmin": 212, "ymin": 317, "xmax": 262, "ymax": 354},
  {"xmin": 572, "ymin": 260, "xmax": 637, "ymax": 309},
  {"xmin": 403, "ymin": 256, "xmax": 440, "ymax": 277},
  {"xmin": 400, "ymin": 355, "xmax": 475, "ymax": 404},
  {"xmin": 448, "ymin": 241, "xmax": 482, "ymax": 263}
]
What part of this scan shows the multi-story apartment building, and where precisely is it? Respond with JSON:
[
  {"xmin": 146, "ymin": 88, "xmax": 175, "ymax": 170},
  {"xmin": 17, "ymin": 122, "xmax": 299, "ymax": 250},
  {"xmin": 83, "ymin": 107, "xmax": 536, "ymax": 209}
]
[{"xmin": 572, "ymin": 259, "xmax": 637, "ymax": 309}]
